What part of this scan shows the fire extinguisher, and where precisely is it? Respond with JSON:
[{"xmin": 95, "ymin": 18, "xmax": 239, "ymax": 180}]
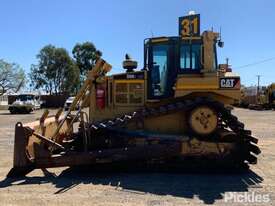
[{"xmin": 96, "ymin": 86, "xmax": 105, "ymax": 109}]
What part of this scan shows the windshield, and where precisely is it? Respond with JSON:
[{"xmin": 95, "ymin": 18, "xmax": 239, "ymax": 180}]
[{"xmin": 16, "ymin": 95, "xmax": 34, "ymax": 101}]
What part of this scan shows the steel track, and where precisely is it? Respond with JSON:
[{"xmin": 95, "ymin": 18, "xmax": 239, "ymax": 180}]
[{"xmin": 84, "ymin": 97, "xmax": 261, "ymax": 166}]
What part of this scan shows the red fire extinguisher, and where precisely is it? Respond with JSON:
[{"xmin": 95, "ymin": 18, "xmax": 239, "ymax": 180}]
[{"xmin": 96, "ymin": 86, "xmax": 105, "ymax": 109}]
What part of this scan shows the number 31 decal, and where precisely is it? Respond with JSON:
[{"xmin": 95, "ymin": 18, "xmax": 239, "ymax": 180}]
[{"xmin": 179, "ymin": 14, "xmax": 200, "ymax": 37}]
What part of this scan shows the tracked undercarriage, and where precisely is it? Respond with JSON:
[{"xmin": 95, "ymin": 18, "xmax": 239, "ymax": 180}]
[
  {"xmin": 79, "ymin": 97, "xmax": 260, "ymax": 166},
  {"xmin": 8, "ymin": 97, "xmax": 260, "ymax": 178}
]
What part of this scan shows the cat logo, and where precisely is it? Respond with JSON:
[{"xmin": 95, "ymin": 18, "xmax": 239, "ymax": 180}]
[{"xmin": 220, "ymin": 78, "xmax": 240, "ymax": 88}]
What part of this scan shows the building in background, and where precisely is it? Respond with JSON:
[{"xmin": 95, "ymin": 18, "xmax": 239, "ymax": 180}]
[{"xmin": 0, "ymin": 94, "xmax": 8, "ymax": 108}]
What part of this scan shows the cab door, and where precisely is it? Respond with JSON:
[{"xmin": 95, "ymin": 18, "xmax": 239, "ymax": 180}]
[{"xmin": 147, "ymin": 39, "xmax": 177, "ymax": 99}]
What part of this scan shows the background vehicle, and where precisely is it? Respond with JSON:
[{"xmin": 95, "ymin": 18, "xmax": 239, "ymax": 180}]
[
  {"xmin": 267, "ymin": 83, "xmax": 275, "ymax": 109},
  {"xmin": 64, "ymin": 97, "xmax": 75, "ymax": 111},
  {"xmin": 8, "ymin": 13, "xmax": 260, "ymax": 178},
  {"xmin": 64, "ymin": 96, "xmax": 80, "ymax": 111},
  {"xmin": 8, "ymin": 94, "xmax": 41, "ymax": 114}
]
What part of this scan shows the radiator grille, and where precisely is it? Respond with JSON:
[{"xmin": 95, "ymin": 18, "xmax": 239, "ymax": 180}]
[{"xmin": 115, "ymin": 82, "xmax": 144, "ymax": 105}]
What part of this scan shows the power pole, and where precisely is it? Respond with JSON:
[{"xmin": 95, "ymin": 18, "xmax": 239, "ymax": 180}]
[{"xmin": 256, "ymin": 75, "xmax": 261, "ymax": 98}]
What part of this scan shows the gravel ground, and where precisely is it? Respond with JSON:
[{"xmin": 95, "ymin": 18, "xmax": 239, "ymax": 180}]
[{"xmin": 0, "ymin": 108, "xmax": 274, "ymax": 206}]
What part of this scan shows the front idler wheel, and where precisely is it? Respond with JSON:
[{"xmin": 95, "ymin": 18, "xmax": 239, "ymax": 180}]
[{"xmin": 188, "ymin": 105, "xmax": 218, "ymax": 137}]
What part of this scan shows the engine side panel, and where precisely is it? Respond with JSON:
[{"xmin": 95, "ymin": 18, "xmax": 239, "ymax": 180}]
[{"xmin": 174, "ymin": 74, "xmax": 241, "ymax": 105}]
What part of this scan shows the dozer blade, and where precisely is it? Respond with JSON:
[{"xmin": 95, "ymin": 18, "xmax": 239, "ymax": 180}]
[
  {"xmin": 7, "ymin": 112, "xmax": 73, "ymax": 178},
  {"xmin": 7, "ymin": 122, "xmax": 35, "ymax": 178},
  {"xmin": 7, "ymin": 120, "xmax": 182, "ymax": 177},
  {"xmin": 7, "ymin": 58, "xmax": 113, "ymax": 178}
]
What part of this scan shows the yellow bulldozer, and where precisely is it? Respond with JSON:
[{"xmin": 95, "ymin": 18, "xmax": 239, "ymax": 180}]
[
  {"xmin": 248, "ymin": 83, "xmax": 275, "ymax": 110},
  {"xmin": 7, "ymin": 13, "xmax": 260, "ymax": 178},
  {"xmin": 266, "ymin": 83, "xmax": 275, "ymax": 109}
]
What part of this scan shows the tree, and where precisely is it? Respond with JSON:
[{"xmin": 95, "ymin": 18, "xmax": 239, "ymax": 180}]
[
  {"xmin": 0, "ymin": 59, "xmax": 25, "ymax": 96},
  {"xmin": 72, "ymin": 42, "xmax": 102, "ymax": 77},
  {"xmin": 30, "ymin": 45, "xmax": 80, "ymax": 95}
]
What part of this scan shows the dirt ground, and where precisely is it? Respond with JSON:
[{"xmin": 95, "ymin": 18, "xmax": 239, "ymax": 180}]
[{"xmin": 0, "ymin": 108, "xmax": 274, "ymax": 206}]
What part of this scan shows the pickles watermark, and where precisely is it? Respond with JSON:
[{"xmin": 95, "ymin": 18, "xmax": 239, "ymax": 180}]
[
  {"xmin": 224, "ymin": 192, "xmax": 270, "ymax": 203},
  {"xmin": 147, "ymin": 200, "xmax": 174, "ymax": 206}
]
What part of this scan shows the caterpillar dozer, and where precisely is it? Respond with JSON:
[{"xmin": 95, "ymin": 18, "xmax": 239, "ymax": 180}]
[
  {"xmin": 248, "ymin": 83, "xmax": 275, "ymax": 110},
  {"xmin": 7, "ymin": 13, "xmax": 260, "ymax": 178}
]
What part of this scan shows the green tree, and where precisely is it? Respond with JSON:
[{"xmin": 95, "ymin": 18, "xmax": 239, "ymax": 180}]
[
  {"xmin": 30, "ymin": 45, "xmax": 80, "ymax": 95},
  {"xmin": 72, "ymin": 42, "xmax": 102, "ymax": 77},
  {"xmin": 0, "ymin": 59, "xmax": 25, "ymax": 96}
]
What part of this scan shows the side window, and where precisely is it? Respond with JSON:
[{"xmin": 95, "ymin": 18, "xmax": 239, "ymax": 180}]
[
  {"xmin": 151, "ymin": 45, "xmax": 169, "ymax": 97},
  {"xmin": 180, "ymin": 45, "xmax": 190, "ymax": 69},
  {"xmin": 180, "ymin": 44, "xmax": 201, "ymax": 71},
  {"xmin": 191, "ymin": 44, "xmax": 200, "ymax": 69}
]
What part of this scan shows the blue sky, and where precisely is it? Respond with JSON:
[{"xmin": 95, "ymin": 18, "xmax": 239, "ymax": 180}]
[{"xmin": 0, "ymin": 0, "xmax": 275, "ymax": 86}]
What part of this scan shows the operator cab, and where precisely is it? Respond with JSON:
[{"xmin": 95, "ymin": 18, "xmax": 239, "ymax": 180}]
[{"xmin": 144, "ymin": 14, "xmax": 219, "ymax": 99}]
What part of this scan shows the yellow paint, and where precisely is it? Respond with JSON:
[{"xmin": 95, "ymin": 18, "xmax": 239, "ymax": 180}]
[
  {"xmin": 151, "ymin": 38, "xmax": 169, "ymax": 43},
  {"xmin": 176, "ymin": 75, "xmax": 219, "ymax": 91},
  {"xmin": 181, "ymin": 19, "xmax": 190, "ymax": 36},
  {"xmin": 176, "ymin": 85, "xmax": 219, "ymax": 90},
  {"xmin": 180, "ymin": 16, "xmax": 199, "ymax": 36},
  {"xmin": 181, "ymin": 36, "xmax": 201, "ymax": 40},
  {"xmin": 115, "ymin": 80, "xmax": 144, "ymax": 84},
  {"xmin": 193, "ymin": 17, "xmax": 198, "ymax": 34}
]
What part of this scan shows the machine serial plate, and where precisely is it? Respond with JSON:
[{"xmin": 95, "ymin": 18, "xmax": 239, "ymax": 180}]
[{"xmin": 114, "ymin": 71, "xmax": 145, "ymax": 80}]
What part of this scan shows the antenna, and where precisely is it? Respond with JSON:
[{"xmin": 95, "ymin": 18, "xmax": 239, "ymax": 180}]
[
  {"xmin": 226, "ymin": 58, "xmax": 229, "ymax": 66},
  {"xmin": 218, "ymin": 27, "xmax": 224, "ymax": 48}
]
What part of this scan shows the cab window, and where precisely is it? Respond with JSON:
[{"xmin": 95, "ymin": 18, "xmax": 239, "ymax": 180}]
[
  {"xmin": 151, "ymin": 44, "xmax": 169, "ymax": 97},
  {"xmin": 180, "ymin": 44, "xmax": 201, "ymax": 71}
]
